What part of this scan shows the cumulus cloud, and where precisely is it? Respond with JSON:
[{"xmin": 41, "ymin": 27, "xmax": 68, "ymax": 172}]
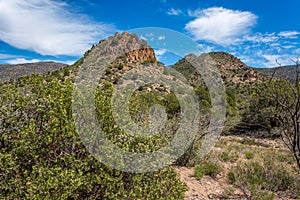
[
  {"xmin": 185, "ymin": 7, "xmax": 257, "ymax": 46},
  {"xmin": 166, "ymin": 8, "xmax": 183, "ymax": 16},
  {"xmin": 278, "ymin": 31, "xmax": 300, "ymax": 39},
  {"xmin": 0, "ymin": 0, "xmax": 115, "ymax": 56}
]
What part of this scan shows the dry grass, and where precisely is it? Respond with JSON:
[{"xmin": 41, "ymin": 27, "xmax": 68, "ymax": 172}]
[{"xmin": 176, "ymin": 135, "xmax": 300, "ymax": 200}]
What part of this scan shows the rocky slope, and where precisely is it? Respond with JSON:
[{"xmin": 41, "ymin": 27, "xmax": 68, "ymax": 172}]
[
  {"xmin": 172, "ymin": 52, "xmax": 261, "ymax": 87},
  {"xmin": 209, "ymin": 52, "xmax": 260, "ymax": 83}
]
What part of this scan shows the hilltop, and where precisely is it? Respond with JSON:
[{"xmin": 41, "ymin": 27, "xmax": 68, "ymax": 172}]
[{"xmin": 172, "ymin": 52, "xmax": 261, "ymax": 86}]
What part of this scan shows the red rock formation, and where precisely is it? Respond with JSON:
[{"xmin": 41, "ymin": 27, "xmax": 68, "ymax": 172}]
[{"xmin": 125, "ymin": 47, "xmax": 156, "ymax": 63}]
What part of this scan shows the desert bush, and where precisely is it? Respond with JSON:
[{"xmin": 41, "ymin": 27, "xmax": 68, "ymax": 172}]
[
  {"xmin": 227, "ymin": 171, "xmax": 236, "ymax": 184},
  {"xmin": 245, "ymin": 151, "xmax": 254, "ymax": 160},
  {"xmin": 253, "ymin": 191, "xmax": 275, "ymax": 200},
  {"xmin": 220, "ymin": 151, "xmax": 238, "ymax": 162},
  {"xmin": 105, "ymin": 67, "xmax": 112, "ymax": 75},
  {"xmin": 238, "ymin": 84, "xmax": 281, "ymax": 136},
  {"xmin": 194, "ymin": 161, "xmax": 221, "ymax": 180},
  {"xmin": 231, "ymin": 160, "xmax": 300, "ymax": 198}
]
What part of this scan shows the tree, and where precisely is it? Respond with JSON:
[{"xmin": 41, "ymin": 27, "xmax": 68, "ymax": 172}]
[
  {"xmin": 239, "ymin": 85, "xmax": 279, "ymax": 134},
  {"xmin": 264, "ymin": 58, "xmax": 300, "ymax": 170}
]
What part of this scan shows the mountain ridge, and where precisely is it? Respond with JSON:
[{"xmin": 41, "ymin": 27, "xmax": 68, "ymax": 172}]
[
  {"xmin": 0, "ymin": 32, "xmax": 264, "ymax": 85},
  {"xmin": 255, "ymin": 64, "xmax": 300, "ymax": 82},
  {"xmin": 0, "ymin": 61, "xmax": 66, "ymax": 82}
]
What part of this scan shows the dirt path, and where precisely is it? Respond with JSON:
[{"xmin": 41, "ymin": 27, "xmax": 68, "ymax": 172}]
[{"xmin": 175, "ymin": 166, "xmax": 220, "ymax": 200}]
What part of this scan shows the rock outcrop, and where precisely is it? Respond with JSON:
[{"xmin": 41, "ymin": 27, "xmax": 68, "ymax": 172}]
[
  {"xmin": 125, "ymin": 47, "xmax": 156, "ymax": 63},
  {"xmin": 93, "ymin": 32, "xmax": 156, "ymax": 64}
]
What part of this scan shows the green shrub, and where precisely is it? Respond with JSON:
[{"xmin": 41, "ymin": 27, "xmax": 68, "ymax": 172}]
[
  {"xmin": 194, "ymin": 161, "xmax": 221, "ymax": 179},
  {"xmin": 117, "ymin": 63, "xmax": 124, "ymax": 70},
  {"xmin": 194, "ymin": 165, "xmax": 205, "ymax": 180},
  {"xmin": 232, "ymin": 161, "xmax": 300, "ymax": 198},
  {"xmin": 105, "ymin": 67, "xmax": 112, "ymax": 74},
  {"xmin": 253, "ymin": 191, "xmax": 274, "ymax": 200},
  {"xmin": 245, "ymin": 151, "xmax": 254, "ymax": 159},
  {"xmin": 222, "ymin": 187, "xmax": 235, "ymax": 199},
  {"xmin": 220, "ymin": 151, "xmax": 238, "ymax": 162},
  {"xmin": 227, "ymin": 171, "xmax": 236, "ymax": 184}
]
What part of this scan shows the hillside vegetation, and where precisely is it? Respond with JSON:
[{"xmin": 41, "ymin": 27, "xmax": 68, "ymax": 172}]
[{"xmin": 1, "ymin": 32, "xmax": 300, "ymax": 199}]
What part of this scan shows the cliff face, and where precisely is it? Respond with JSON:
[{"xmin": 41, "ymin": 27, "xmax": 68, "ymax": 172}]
[{"xmin": 125, "ymin": 47, "xmax": 156, "ymax": 63}]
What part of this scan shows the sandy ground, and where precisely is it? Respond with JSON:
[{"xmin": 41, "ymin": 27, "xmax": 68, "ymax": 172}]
[
  {"xmin": 175, "ymin": 166, "xmax": 246, "ymax": 200},
  {"xmin": 174, "ymin": 136, "xmax": 298, "ymax": 200}
]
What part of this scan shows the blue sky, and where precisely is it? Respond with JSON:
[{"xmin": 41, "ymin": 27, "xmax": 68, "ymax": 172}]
[{"xmin": 0, "ymin": 0, "xmax": 299, "ymax": 67}]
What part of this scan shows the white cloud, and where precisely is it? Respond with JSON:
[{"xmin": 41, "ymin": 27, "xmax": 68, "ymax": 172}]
[
  {"xmin": 154, "ymin": 49, "xmax": 167, "ymax": 56},
  {"xmin": 185, "ymin": 7, "xmax": 257, "ymax": 46},
  {"xmin": 140, "ymin": 35, "xmax": 148, "ymax": 41},
  {"xmin": 6, "ymin": 58, "xmax": 41, "ymax": 65},
  {"xmin": 0, "ymin": 53, "xmax": 17, "ymax": 59},
  {"xmin": 3, "ymin": 57, "xmax": 76, "ymax": 65},
  {"xmin": 145, "ymin": 33, "xmax": 154, "ymax": 37},
  {"xmin": 278, "ymin": 31, "xmax": 300, "ymax": 39},
  {"xmin": 158, "ymin": 35, "xmax": 165, "ymax": 40},
  {"xmin": 166, "ymin": 8, "xmax": 182, "ymax": 16},
  {"xmin": 294, "ymin": 48, "xmax": 300, "ymax": 55},
  {"xmin": 282, "ymin": 45, "xmax": 295, "ymax": 49},
  {"xmin": 262, "ymin": 54, "xmax": 297, "ymax": 67},
  {"xmin": 143, "ymin": 33, "xmax": 155, "ymax": 41},
  {"xmin": 244, "ymin": 33, "xmax": 279, "ymax": 43},
  {"xmin": 63, "ymin": 60, "xmax": 76, "ymax": 65},
  {"xmin": 196, "ymin": 44, "xmax": 214, "ymax": 53},
  {"xmin": 0, "ymin": 0, "xmax": 115, "ymax": 56},
  {"xmin": 262, "ymin": 54, "xmax": 281, "ymax": 67}
]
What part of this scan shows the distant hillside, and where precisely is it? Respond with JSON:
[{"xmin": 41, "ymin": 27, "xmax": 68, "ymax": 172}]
[
  {"xmin": 0, "ymin": 61, "xmax": 67, "ymax": 82},
  {"xmin": 172, "ymin": 51, "xmax": 261, "ymax": 86},
  {"xmin": 255, "ymin": 65, "xmax": 299, "ymax": 82}
]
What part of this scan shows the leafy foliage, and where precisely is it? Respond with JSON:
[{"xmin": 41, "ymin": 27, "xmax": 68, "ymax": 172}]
[
  {"xmin": 238, "ymin": 83, "xmax": 280, "ymax": 135},
  {"xmin": 0, "ymin": 72, "xmax": 187, "ymax": 199}
]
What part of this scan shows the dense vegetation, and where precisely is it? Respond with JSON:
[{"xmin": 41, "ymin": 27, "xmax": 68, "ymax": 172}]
[{"xmin": 0, "ymin": 71, "xmax": 187, "ymax": 199}]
